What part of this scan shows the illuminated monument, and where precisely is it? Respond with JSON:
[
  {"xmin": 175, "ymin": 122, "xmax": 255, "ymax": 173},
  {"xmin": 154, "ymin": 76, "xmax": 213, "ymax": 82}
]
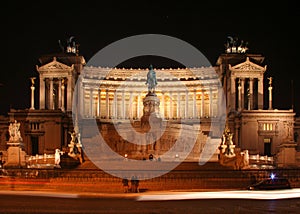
[{"xmin": 0, "ymin": 36, "xmax": 299, "ymax": 168}]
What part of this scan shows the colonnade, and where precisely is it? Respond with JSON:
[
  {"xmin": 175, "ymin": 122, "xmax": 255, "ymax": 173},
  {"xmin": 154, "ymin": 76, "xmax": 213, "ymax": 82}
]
[
  {"xmin": 230, "ymin": 77, "xmax": 263, "ymax": 111},
  {"xmin": 79, "ymin": 87, "xmax": 222, "ymax": 120},
  {"xmin": 39, "ymin": 77, "xmax": 72, "ymax": 111}
]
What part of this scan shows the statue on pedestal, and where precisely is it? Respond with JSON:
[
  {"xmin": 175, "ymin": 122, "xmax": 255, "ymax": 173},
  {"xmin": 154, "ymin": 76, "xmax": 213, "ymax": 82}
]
[
  {"xmin": 220, "ymin": 127, "xmax": 235, "ymax": 157},
  {"xmin": 219, "ymin": 127, "xmax": 249, "ymax": 170},
  {"xmin": 5, "ymin": 120, "xmax": 26, "ymax": 168},
  {"xmin": 8, "ymin": 120, "xmax": 23, "ymax": 142},
  {"xmin": 55, "ymin": 148, "xmax": 63, "ymax": 166},
  {"xmin": 68, "ymin": 130, "xmax": 83, "ymax": 163},
  {"xmin": 145, "ymin": 64, "xmax": 157, "ymax": 94}
]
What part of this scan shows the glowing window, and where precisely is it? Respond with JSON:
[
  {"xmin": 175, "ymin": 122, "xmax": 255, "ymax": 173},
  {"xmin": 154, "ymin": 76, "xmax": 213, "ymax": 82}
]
[{"xmin": 263, "ymin": 123, "xmax": 273, "ymax": 131}]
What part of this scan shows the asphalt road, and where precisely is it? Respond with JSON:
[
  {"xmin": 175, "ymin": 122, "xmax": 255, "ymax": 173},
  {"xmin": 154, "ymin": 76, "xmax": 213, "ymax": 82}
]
[{"xmin": 1, "ymin": 190, "xmax": 300, "ymax": 214}]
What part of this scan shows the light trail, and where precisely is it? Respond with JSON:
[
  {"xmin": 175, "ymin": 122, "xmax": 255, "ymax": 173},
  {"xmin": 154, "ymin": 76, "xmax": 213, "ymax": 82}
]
[
  {"xmin": 137, "ymin": 188, "xmax": 300, "ymax": 201},
  {"xmin": 0, "ymin": 190, "xmax": 79, "ymax": 198}
]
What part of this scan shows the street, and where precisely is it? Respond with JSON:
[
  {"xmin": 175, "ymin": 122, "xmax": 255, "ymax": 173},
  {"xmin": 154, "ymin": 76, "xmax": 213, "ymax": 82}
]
[{"xmin": 1, "ymin": 189, "xmax": 300, "ymax": 213}]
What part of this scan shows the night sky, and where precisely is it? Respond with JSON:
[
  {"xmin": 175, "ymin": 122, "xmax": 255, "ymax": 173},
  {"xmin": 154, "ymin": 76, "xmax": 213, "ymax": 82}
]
[{"xmin": 2, "ymin": 1, "xmax": 300, "ymax": 115}]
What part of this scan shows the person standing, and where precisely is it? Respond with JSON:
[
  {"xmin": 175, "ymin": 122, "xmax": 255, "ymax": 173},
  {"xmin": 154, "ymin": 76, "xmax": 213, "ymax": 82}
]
[{"xmin": 122, "ymin": 178, "xmax": 129, "ymax": 193}]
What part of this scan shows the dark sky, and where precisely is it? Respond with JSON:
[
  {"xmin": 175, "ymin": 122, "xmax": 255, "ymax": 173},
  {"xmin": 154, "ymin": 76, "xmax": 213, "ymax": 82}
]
[{"xmin": 2, "ymin": 1, "xmax": 300, "ymax": 115}]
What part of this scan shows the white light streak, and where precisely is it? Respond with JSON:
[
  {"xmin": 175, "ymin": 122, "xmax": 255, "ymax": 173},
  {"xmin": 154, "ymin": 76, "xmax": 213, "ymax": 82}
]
[{"xmin": 137, "ymin": 188, "xmax": 300, "ymax": 201}]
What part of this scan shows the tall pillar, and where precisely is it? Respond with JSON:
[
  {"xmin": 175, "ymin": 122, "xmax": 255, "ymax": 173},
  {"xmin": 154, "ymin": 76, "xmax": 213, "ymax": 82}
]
[
  {"xmin": 39, "ymin": 77, "xmax": 45, "ymax": 109},
  {"xmin": 257, "ymin": 77, "xmax": 264, "ymax": 109},
  {"xmin": 249, "ymin": 78, "xmax": 254, "ymax": 110},
  {"xmin": 49, "ymin": 78, "xmax": 54, "ymax": 110},
  {"xmin": 122, "ymin": 90, "xmax": 125, "ymax": 119},
  {"xmin": 268, "ymin": 77, "xmax": 273, "ymax": 110},
  {"xmin": 97, "ymin": 88, "xmax": 101, "ymax": 117},
  {"xmin": 209, "ymin": 89, "xmax": 213, "ymax": 117},
  {"xmin": 238, "ymin": 79, "xmax": 242, "ymax": 111},
  {"xmin": 58, "ymin": 78, "xmax": 62, "ymax": 110},
  {"xmin": 230, "ymin": 76, "xmax": 236, "ymax": 111},
  {"xmin": 90, "ymin": 88, "xmax": 93, "ymax": 117},
  {"xmin": 137, "ymin": 94, "xmax": 141, "ymax": 119},
  {"xmin": 80, "ymin": 85, "xmax": 85, "ymax": 117},
  {"xmin": 67, "ymin": 76, "xmax": 72, "ymax": 111},
  {"xmin": 247, "ymin": 87, "xmax": 251, "ymax": 110},
  {"xmin": 61, "ymin": 79, "xmax": 65, "ymax": 112},
  {"xmin": 217, "ymin": 87, "xmax": 223, "ymax": 117},
  {"xmin": 169, "ymin": 92, "xmax": 173, "ymax": 119},
  {"xmin": 129, "ymin": 91, "xmax": 133, "ymax": 119},
  {"xmin": 113, "ymin": 90, "xmax": 117, "ymax": 118},
  {"xmin": 193, "ymin": 89, "xmax": 196, "ymax": 118},
  {"xmin": 30, "ymin": 77, "xmax": 35, "ymax": 110},
  {"xmin": 185, "ymin": 90, "xmax": 189, "ymax": 118},
  {"xmin": 201, "ymin": 91, "xmax": 204, "ymax": 117},
  {"xmin": 177, "ymin": 92, "xmax": 181, "ymax": 118},
  {"xmin": 240, "ymin": 78, "xmax": 245, "ymax": 109},
  {"xmin": 105, "ymin": 89, "xmax": 109, "ymax": 119},
  {"xmin": 161, "ymin": 92, "xmax": 165, "ymax": 119}
]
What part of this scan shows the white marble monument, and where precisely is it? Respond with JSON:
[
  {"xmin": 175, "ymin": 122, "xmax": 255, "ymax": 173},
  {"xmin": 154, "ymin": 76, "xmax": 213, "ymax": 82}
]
[{"xmin": 4, "ymin": 120, "xmax": 26, "ymax": 168}]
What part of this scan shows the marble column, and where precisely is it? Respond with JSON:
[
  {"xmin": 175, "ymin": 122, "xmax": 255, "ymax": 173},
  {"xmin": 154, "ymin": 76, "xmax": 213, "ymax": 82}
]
[
  {"xmin": 230, "ymin": 76, "xmax": 236, "ymax": 111},
  {"xmin": 58, "ymin": 78, "xmax": 62, "ymax": 110},
  {"xmin": 193, "ymin": 89, "xmax": 196, "ymax": 118},
  {"xmin": 113, "ymin": 90, "xmax": 117, "ymax": 118},
  {"xmin": 185, "ymin": 90, "xmax": 189, "ymax": 119},
  {"xmin": 122, "ymin": 90, "xmax": 125, "ymax": 119},
  {"xmin": 105, "ymin": 89, "xmax": 109, "ymax": 119},
  {"xmin": 257, "ymin": 77, "xmax": 264, "ymax": 109},
  {"xmin": 97, "ymin": 89, "xmax": 101, "ymax": 117},
  {"xmin": 249, "ymin": 78, "xmax": 254, "ymax": 110},
  {"xmin": 240, "ymin": 78, "xmax": 245, "ymax": 109},
  {"xmin": 177, "ymin": 92, "xmax": 181, "ymax": 118},
  {"xmin": 169, "ymin": 92, "xmax": 173, "ymax": 119},
  {"xmin": 129, "ymin": 91, "xmax": 133, "ymax": 119},
  {"xmin": 39, "ymin": 77, "xmax": 45, "ymax": 109},
  {"xmin": 80, "ymin": 83, "xmax": 84, "ymax": 117},
  {"xmin": 90, "ymin": 88, "xmax": 93, "ymax": 117},
  {"xmin": 49, "ymin": 78, "xmax": 54, "ymax": 110},
  {"xmin": 30, "ymin": 83, "xmax": 35, "ymax": 110},
  {"xmin": 67, "ymin": 76, "xmax": 72, "ymax": 111},
  {"xmin": 161, "ymin": 92, "xmax": 165, "ymax": 119},
  {"xmin": 61, "ymin": 79, "xmax": 65, "ymax": 112},
  {"xmin": 268, "ymin": 85, "xmax": 273, "ymax": 110},
  {"xmin": 137, "ymin": 94, "xmax": 141, "ymax": 119},
  {"xmin": 238, "ymin": 79, "xmax": 242, "ymax": 111},
  {"xmin": 209, "ymin": 89, "xmax": 213, "ymax": 117},
  {"xmin": 201, "ymin": 91, "xmax": 205, "ymax": 117}
]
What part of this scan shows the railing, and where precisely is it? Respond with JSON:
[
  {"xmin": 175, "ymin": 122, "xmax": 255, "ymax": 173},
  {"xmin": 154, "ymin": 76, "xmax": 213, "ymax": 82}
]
[
  {"xmin": 26, "ymin": 154, "xmax": 56, "ymax": 168},
  {"xmin": 248, "ymin": 154, "xmax": 274, "ymax": 169}
]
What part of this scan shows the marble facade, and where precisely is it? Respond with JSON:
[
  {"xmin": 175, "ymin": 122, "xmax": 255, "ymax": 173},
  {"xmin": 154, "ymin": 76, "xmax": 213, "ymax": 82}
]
[{"xmin": 0, "ymin": 39, "xmax": 299, "ymax": 168}]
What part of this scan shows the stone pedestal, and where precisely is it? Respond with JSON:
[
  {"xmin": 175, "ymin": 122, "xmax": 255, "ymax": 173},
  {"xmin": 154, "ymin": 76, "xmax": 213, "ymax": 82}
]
[
  {"xmin": 139, "ymin": 92, "xmax": 162, "ymax": 159},
  {"xmin": 4, "ymin": 142, "xmax": 26, "ymax": 168},
  {"xmin": 276, "ymin": 141, "xmax": 297, "ymax": 168},
  {"xmin": 4, "ymin": 120, "xmax": 27, "ymax": 168},
  {"xmin": 141, "ymin": 92, "xmax": 162, "ymax": 132}
]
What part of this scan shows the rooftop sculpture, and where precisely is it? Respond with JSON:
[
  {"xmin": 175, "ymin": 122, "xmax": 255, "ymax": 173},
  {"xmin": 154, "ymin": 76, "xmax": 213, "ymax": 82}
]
[{"xmin": 225, "ymin": 36, "xmax": 248, "ymax": 53}]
